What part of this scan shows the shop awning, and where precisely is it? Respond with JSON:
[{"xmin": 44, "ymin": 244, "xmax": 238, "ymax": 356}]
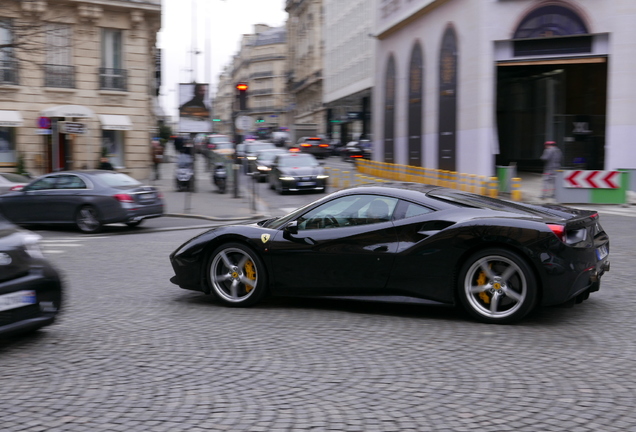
[
  {"xmin": 98, "ymin": 115, "xmax": 133, "ymax": 131},
  {"xmin": 40, "ymin": 104, "xmax": 95, "ymax": 118},
  {"xmin": 0, "ymin": 110, "xmax": 24, "ymax": 127}
]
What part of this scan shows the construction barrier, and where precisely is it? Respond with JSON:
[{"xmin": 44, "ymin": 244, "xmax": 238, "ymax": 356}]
[{"xmin": 353, "ymin": 160, "xmax": 510, "ymax": 200}]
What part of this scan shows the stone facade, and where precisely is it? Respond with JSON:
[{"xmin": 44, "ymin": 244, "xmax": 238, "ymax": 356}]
[
  {"xmin": 212, "ymin": 24, "xmax": 288, "ymax": 139},
  {"xmin": 0, "ymin": 0, "xmax": 161, "ymax": 179},
  {"xmin": 285, "ymin": 0, "xmax": 324, "ymax": 142}
]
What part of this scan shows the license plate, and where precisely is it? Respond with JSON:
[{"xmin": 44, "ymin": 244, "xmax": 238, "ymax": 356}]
[
  {"xmin": 0, "ymin": 290, "xmax": 37, "ymax": 312},
  {"xmin": 596, "ymin": 244, "xmax": 609, "ymax": 260},
  {"xmin": 298, "ymin": 182, "xmax": 315, "ymax": 186},
  {"xmin": 139, "ymin": 193, "xmax": 155, "ymax": 203}
]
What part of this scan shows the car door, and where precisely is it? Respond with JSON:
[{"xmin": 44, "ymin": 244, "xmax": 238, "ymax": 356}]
[
  {"xmin": 0, "ymin": 176, "xmax": 58, "ymax": 223},
  {"xmin": 267, "ymin": 194, "xmax": 400, "ymax": 295},
  {"xmin": 46, "ymin": 174, "xmax": 89, "ymax": 222}
]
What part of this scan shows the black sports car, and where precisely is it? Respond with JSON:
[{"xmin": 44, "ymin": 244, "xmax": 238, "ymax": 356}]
[
  {"xmin": 170, "ymin": 184, "xmax": 610, "ymax": 324},
  {"xmin": 0, "ymin": 214, "xmax": 62, "ymax": 337},
  {"xmin": 268, "ymin": 153, "xmax": 329, "ymax": 194}
]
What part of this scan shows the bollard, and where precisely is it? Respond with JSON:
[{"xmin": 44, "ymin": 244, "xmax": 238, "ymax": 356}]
[
  {"xmin": 343, "ymin": 171, "xmax": 351, "ymax": 188},
  {"xmin": 469, "ymin": 174, "xmax": 477, "ymax": 193},
  {"xmin": 511, "ymin": 177, "xmax": 522, "ymax": 201},
  {"xmin": 489, "ymin": 176, "xmax": 499, "ymax": 198}
]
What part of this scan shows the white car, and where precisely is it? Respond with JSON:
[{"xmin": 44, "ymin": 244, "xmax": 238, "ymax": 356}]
[{"xmin": 0, "ymin": 173, "xmax": 31, "ymax": 194}]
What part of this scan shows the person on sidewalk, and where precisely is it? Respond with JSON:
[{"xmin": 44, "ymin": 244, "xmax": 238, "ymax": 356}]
[
  {"xmin": 151, "ymin": 139, "xmax": 164, "ymax": 180},
  {"xmin": 540, "ymin": 140, "xmax": 562, "ymax": 199},
  {"xmin": 98, "ymin": 156, "xmax": 114, "ymax": 171}
]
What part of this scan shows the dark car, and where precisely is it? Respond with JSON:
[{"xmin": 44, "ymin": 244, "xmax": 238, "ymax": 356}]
[
  {"xmin": 0, "ymin": 215, "xmax": 62, "ymax": 337},
  {"xmin": 268, "ymin": 153, "xmax": 329, "ymax": 194},
  {"xmin": 294, "ymin": 137, "xmax": 331, "ymax": 159},
  {"xmin": 236, "ymin": 141, "xmax": 276, "ymax": 173},
  {"xmin": 0, "ymin": 171, "xmax": 164, "ymax": 233},
  {"xmin": 169, "ymin": 183, "xmax": 610, "ymax": 324},
  {"xmin": 252, "ymin": 148, "xmax": 288, "ymax": 182}
]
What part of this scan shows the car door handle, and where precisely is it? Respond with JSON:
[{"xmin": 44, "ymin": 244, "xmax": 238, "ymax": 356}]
[{"xmin": 373, "ymin": 245, "xmax": 389, "ymax": 252}]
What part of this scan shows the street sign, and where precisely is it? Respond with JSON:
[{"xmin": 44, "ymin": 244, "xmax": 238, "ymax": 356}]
[
  {"xmin": 235, "ymin": 115, "xmax": 252, "ymax": 130},
  {"xmin": 59, "ymin": 122, "xmax": 87, "ymax": 135},
  {"xmin": 563, "ymin": 170, "xmax": 620, "ymax": 189},
  {"xmin": 38, "ymin": 116, "xmax": 51, "ymax": 129}
]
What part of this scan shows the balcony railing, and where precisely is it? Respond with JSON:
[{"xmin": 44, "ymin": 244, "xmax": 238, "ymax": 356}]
[
  {"xmin": 44, "ymin": 64, "xmax": 75, "ymax": 88},
  {"xmin": 0, "ymin": 60, "xmax": 19, "ymax": 85},
  {"xmin": 99, "ymin": 67, "xmax": 127, "ymax": 91}
]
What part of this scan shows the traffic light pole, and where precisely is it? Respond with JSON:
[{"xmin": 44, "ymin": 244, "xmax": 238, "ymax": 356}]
[{"xmin": 232, "ymin": 110, "xmax": 240, "ymax": 198}]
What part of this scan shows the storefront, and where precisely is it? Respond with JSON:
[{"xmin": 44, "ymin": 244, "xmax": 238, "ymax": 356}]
[
  {"xmin": 0, "ymin": 110, "xmax": 23, "ymax": 167},
  {"xmin": 374, "ymin": 0, "xmax": 636, "ymax": 175}
]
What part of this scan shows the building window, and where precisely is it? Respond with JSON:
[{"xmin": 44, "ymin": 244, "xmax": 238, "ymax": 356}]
[
  {"xmin": 102, "ymin": 130, "xmax": 124, "ymax": 168},
  {"xmin": 0, "ymin": 19, "xmax": 18, "ymax": 85},
  {"xmin": 45, "ymin": 24, "xmax": 74, "ymax": 88},
  {"xmin": 100, "ymin": 29, "xmax": 127, "ymax": 91},
  {"xmin": 0, "ymin": 127, "xmax": 16, "ymax": 163}
]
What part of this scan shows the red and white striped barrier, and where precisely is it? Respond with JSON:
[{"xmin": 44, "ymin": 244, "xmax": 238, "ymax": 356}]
[{"xmin": 563, "ymin": 170, "xmax": 620, "ymax": 189}]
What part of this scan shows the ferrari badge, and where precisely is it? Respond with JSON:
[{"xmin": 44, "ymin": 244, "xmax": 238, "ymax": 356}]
[{"xmin": 261, "ymin": 234, "xmax": 270, "ymax": 244}]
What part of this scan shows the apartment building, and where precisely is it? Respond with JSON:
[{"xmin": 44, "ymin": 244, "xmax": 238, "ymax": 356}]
[{"xmin": 0, "ymin": 0, "xmax": 161, "ymax": 179}]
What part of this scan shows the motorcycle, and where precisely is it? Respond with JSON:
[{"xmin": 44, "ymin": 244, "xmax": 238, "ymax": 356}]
[
  {"xmin": 175, "ymin": 153, "xmax": 195, "ymax": 192},
  {"xmin": 212, "ymin": 162, "xmax": 227, "ymax": 194}
]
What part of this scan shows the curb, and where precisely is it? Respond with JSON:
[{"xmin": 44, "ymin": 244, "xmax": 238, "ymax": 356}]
[{"xmin": 164, "ymin": 213, "xmax": 266, "ymax": 222}]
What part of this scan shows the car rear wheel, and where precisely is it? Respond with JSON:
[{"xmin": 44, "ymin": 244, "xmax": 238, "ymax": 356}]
[
  {"xmin": 207, "ymin": 243, "xmax": 267, "ymax": 307},
  {"xmin": 458, "ymin": 248, "xmax": 537, "ymax": 324},
  {"xmin": 76, "ymin": 205, "xmax": 102, "ymax": 233}
]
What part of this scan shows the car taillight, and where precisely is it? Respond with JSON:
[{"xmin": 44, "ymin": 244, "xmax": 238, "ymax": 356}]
[
  {"xmin": 10, "ymin": 185, "xmax": 24, "ymax": 191},
  {"xmin": 113, "ymin": 193, "xmax": 134, "ymax": 203},
  {"xmin": 319, "ymin": 144, "xmax": 329, "ymax": 147},
  {"xmin": 547, "ymin": 224, "xmax": 565, "ymax": 242},
  {"xmin": 157, "ymin": 191, "xmax": 164, "ymax": 199},
  {"xmin": 289, "ymin": 148, "xmax": 300, "ymax": 152}
]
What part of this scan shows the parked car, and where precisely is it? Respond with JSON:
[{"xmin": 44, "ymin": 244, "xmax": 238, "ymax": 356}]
[
  {"xmin": 0, "ymin": 215, "xmax": 62, "ymax": 337},
  {"xmin": 205, "ymin": 135, "xmax": 234, "ymax": 162},
  {"xmin": 0, "ymin": 170, "xmax": 164, "ymax": 233},
  {"xmin": 169, "ymin": 183, "xmax": 610, "ymax": 324},
  {"xmin": 268, "ymin": 152, "xmax": 328, "ymax": 194},
  {"xmin": 294, "ymin": 137, "xmax": 331, "ymax": 159},
  {"xmin": 0, "ymin": 173, "xmax": 31, "ymax": 194}
]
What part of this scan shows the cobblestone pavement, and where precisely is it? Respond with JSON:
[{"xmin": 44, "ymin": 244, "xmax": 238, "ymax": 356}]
[{"xmin": 1, "ymin": 213, "xmax": 636, "ymax": 432}]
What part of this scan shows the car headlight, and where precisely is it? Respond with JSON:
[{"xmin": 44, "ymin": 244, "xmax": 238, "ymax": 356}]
[
  {"xmin": 23, "ymin": 233, "xmax": 44, "ymax": 259},
  {"xmin": 257, "ymin": 166, "xmax": 271, "ymax": 171},
  {"xmin": 316, "ymin": 175, "xmax": 329, "ymax": 179},
  {"xmin": 247, "ymin": 156, "xmax": 257, "ymax": 160},
  {"xmin": 279, "ymin": 176, "xmax": 295, "ymax": 181}
]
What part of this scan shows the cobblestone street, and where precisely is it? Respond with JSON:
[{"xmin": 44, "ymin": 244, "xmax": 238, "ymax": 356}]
[{"xmin": 1, "ymin": 213, "xmax": 635, "ymax": 432}]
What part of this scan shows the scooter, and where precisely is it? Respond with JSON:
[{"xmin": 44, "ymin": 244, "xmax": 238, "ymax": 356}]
[
  {"xmin": 212, "ymin": 162, "xmax": 227, "ymax": 194},
  {"xmin": 175, "ymin": 153, "xmax": 195, "ymax": 192}
]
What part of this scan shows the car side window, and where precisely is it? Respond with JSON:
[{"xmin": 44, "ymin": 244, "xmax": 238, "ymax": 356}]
[
  {"xmin": 393, "ymin": 200, "xmax": 434, "ymax": 220},
  {"xmin": 25, "ymin": 177, "xmax": 57, "ymax": 191},
  {"xmin": 56, "ymin": 175, "xmax": 87, "ymax": 189},
  {"xmin": 297, "ymin": 195, "xmax": 398, "ymax": 230}
]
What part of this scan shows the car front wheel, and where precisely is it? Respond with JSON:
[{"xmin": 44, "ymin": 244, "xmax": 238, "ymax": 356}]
[
  {"xmin": 207, "ymin": 243, "xmax": 267, "ymax": 307},
  {"xmin": 458, "ymin": 248, "xmax": 537, "ymax": 324},
  {"xmin": 76, "ymin": 205, "xmax": 102, "ymax": 233}
]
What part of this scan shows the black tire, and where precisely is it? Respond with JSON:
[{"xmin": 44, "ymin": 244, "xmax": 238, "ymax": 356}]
[
  {"xmin": 457, "ymin": 248, "xmax": 537, "ymax": 324},
  {"xmin": 75, "ymin": 205, "xmax": 103, "ymax": 233},
  {"xmin": 207, "ymin": 242, "xmax": 267, "ymax": 307},
  {"xmin": 126, "ymin": 220, "xmax": 143, "ymax": 228}
]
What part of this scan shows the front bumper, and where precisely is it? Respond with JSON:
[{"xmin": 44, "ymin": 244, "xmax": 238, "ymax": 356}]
[{"xmin": 0, "ymin": 263, "xmax": 63, "ymax": 337}]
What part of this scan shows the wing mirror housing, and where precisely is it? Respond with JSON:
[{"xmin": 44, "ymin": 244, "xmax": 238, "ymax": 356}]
[{"xmin": 284, "ymin": 220, "xmax": 298, "ymax": 235}]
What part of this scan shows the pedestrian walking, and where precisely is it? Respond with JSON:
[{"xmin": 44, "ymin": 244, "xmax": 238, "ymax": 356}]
[
  {"xmin": 151, "ymin": 139, "xmax": 164, "ymax": 180},
  {"xmin": 540, "ymin": 140, "xmax": 562, "ymax": 199},
  {"xmin": 98, "ymin": 156, "xmax": 114, "ymax": 170}
]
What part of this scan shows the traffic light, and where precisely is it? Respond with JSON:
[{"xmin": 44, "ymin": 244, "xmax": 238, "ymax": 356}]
[{"xmin": 236, "ymin": 82, "xmax": 248, "ymax": 111}]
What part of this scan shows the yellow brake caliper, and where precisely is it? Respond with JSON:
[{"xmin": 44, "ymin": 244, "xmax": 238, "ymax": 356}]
[
  {"xmin": 244, "ymin": 260, "xmax": 256, "ymax": 293},
  {"xmin": 477, "ymin": 268, "xmax": 491, "ymax": 304}
]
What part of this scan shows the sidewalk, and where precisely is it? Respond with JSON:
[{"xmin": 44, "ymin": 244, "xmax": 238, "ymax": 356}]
[{"xmin": 145, "ymin": 144, "xmax": 633, "ymax": 221}]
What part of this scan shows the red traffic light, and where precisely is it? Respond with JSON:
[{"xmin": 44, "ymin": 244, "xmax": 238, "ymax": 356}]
[{"xmin": 236, "ymin": 83, "xmax": 248, "ymax": 91}]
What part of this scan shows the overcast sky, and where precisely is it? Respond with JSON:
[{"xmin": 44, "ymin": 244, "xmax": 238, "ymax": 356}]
[{"xmin": 158, "ymin": 0, "xmax": 288, "ymax": 120}]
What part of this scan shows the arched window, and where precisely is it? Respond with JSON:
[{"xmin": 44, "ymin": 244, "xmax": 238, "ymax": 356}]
[
  {"xmin": 384, "ymin": 55, "xmax": 396, "ymax": 163},
  {"xmin": 438, "ymin": 26, "xmax": 457, "ymax": 171},
  {"xmin": 408, "ymin": 42, "xmax": 424, "ymax": 167},
  {"xmin": 514, "ymin": 4, "xmax": 588, "ymax": 39}
]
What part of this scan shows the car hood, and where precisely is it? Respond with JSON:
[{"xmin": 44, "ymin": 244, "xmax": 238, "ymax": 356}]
[{"xmin": 278, "ymin": 166, "xmax": 323, "ymax": 176}]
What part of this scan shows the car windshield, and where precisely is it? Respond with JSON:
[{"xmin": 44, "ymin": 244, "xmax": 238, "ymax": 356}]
[
  {"xmin": 210, "ymin": 136, "xmax": 229, "ymax": 144},
  {"xmin": 278, "ymin": 155, "xmax": 318, "ymax": 167},
  {"xmin": 95, "ymin": 172, "xmax": 142, "ymax": 187}
]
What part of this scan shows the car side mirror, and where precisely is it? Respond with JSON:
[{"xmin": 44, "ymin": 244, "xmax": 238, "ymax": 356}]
[{"xmin": 285, "ymin": 220, "xmax": 298, "ymax": 235}]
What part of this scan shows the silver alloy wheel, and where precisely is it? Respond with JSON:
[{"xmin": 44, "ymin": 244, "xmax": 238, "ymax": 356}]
[
  {"xmin": 463, "ymin": 255, "xmax": 527, "ymax": 320},
  {"xmin": 210, "ymin": 246, "xmax": 258, "ymax": 304},
  {"xmin": 76, "ymin": 206, "xmax": 101, "ymax": 233}
]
